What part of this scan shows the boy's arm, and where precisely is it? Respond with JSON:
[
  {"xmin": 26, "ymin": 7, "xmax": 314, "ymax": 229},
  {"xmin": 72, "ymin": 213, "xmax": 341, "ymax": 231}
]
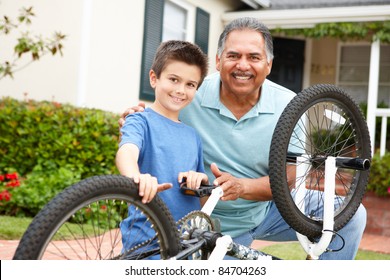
[
  {"xmin": 116, "ymin": 143, "xmax": 172, "ymax": 203},
  {"xmin": 116, "ymin": 143, "xmax": 141, "ymax": 178}
]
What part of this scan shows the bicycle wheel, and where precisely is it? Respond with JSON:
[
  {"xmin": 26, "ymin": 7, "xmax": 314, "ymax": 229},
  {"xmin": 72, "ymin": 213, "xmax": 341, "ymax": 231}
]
[
  {"xmin": 269, "ymin": 84, "xmax": 371, "ymax": 239},
  {"xmin": 13, "ymin": 175, "xmax": 181, "ymax": 260}
]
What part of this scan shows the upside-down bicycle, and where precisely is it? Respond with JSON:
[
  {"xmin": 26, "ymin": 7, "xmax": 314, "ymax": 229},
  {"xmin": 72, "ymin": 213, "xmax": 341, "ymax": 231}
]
[{"xmin": 13, "ymin": 84, "xmax": 371, "ymax": 260}]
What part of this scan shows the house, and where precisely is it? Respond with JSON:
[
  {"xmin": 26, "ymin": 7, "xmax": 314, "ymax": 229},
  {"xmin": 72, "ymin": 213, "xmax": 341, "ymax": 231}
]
[
  {"xmin": 224, "ymin": 0, "xmax": 390, "ymax": 156},
  {"xmin": 0, "ymin": 0, "xmax": 389, "ymax": 153}
]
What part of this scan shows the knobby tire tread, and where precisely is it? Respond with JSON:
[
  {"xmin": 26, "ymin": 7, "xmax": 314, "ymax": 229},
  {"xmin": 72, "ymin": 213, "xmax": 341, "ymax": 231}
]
[{"xmin": 269, "ymin": 84, "xmax": 371, "ymax": 238}]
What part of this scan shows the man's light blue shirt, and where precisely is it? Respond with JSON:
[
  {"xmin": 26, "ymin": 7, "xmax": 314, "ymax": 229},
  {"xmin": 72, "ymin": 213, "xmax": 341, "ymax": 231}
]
[{"xmin": 179, "ymin": 72, "xmax": 296, "ymax": 237}]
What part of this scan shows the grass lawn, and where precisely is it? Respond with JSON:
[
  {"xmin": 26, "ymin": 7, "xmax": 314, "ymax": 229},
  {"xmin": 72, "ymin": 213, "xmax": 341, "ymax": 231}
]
[
  {"xmin": 0, "ymin": 215, "xmax": 33, "ymax": 240},
  {"xmin": 259, "ymin": 242, "xmax": 390, "ymax": 260},
  {"xmin": 0, "ymin": 215, "xmax": 112, "ymax": 241},
  {"xmin": 2, "ymin": 215, "xmax": 390, "ymax": 260}
]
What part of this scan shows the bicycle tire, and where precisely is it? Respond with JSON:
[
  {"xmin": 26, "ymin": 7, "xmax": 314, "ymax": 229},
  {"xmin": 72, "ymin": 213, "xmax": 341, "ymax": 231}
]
[
  {"xmin": 269, "ymin": 84, "xmax": 371, "ymax": 239},
  {"xmin": 13, "ymin": 175, "xmax": 181, "ymax": 260}
]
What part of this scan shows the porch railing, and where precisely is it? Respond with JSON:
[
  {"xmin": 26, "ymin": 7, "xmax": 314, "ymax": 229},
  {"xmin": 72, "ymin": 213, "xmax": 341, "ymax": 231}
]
[{"xmin": 376, "ymin": 108, "xmax": 390, "ymax": 157}]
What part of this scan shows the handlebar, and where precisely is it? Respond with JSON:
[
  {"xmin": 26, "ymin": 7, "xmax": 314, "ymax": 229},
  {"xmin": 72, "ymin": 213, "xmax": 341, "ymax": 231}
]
[{"xmin": 287, "ymin": 152, "xmax": 371, "ymax": 171}]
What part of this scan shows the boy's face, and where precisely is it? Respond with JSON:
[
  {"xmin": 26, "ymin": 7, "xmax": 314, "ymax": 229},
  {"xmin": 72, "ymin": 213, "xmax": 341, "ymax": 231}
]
[{"xmin": 149, "ymin": 60, "xmax": 201, "ymax": 121}]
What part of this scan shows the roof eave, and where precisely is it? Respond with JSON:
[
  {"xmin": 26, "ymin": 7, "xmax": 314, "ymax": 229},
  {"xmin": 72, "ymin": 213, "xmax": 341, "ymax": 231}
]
[{"xmin": 222, "ymin": 5, "xmax": 390, "ymax": 29}]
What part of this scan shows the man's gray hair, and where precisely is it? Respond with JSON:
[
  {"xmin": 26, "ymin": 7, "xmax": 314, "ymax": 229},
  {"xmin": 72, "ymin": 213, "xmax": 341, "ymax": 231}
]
[{"xmin": 217, "ymin": 17, "xmax": 274, "ymax": 63}]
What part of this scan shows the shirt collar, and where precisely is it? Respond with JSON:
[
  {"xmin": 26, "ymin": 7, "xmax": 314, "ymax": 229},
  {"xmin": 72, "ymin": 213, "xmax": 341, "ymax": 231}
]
[
  {"xmin": 200, "ymin": 72, "xmax": 276, "ymax": 116},
  {"xmin": 200, "ymin": 72, "xmax": 222, "ymax": 109}
]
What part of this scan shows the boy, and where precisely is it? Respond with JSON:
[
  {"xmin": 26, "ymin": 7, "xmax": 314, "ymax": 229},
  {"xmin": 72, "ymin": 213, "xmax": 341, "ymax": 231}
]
[{"xmin": 116, "ymin": 40, "xmax": 209, "ymax": 252}]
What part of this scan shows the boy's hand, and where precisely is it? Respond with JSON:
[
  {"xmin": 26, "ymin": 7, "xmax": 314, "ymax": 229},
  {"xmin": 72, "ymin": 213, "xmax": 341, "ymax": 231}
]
[
  {"xmin": 133, "ymin": 173, "xmax": 172, "ymax": 204},
  {"xmin": 178, "ymin": 171, "xmax": 209, "ymax": 190}
]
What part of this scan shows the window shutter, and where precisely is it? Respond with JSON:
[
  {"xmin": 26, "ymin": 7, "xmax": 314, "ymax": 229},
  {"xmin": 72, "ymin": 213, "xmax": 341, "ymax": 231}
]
[
  {"xmin": 139, "ymin": 0, "xmax": 164, "ymax": 101},
  {"xmin": 195, "ymin": 8, "xmax": 210, "ymax": 54}
]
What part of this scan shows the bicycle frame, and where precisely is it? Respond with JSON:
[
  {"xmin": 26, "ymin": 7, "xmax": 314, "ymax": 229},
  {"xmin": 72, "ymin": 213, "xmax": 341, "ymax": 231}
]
[
  {"xmin": 170, "ymin": 186, "xmax": 279, "ymax": 260},
  {"xmin": 201, "ymin": 188, "xmax": 275, "ymax": 260},
  {"xmin": 176, "ymin": 156, "xmax": 358, "ymax": 260}
]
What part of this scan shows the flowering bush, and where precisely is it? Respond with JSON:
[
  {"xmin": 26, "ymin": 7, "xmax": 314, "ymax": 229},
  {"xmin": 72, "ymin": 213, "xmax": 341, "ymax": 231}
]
[
  {"xmin": 0, "ymin": 171, "xmax": 21, "ymax": 202},
  {"xmin": 0, "ymin": 97, "xmax": 119, "ymax": 177},
  {"xmin": 0, "ymin": 164, "xmax": 83, "ymax": 217},
  {"xmin": 0, "ymin": 97, "xmax": 119, "ymax": 217}
]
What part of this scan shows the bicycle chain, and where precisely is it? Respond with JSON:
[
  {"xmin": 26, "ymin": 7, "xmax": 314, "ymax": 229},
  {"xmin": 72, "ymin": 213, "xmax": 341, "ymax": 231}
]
[
  {"xmin": 176, "ymin": 210, "xmax": 215, "ymax": 240},
  {"xmin": 116, "ymin": 211, "xmax": 214, "ymax": 259},
  {"xmin": 114, "ymin": 234, "xmax": 158, "ymax": 260}
]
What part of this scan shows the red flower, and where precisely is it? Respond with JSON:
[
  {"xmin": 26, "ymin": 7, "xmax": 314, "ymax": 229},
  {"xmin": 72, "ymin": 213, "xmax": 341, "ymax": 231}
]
[
  {"xmin": 1, "ymin": 171, "xmax": 21, "ymax": 203},
  {"xmin": 0, "ymin": 190, "xmax": 11, "ymax": 201},
  {"xmin": 6, "ymin": 180, "xmax": 20, "ymax": 188},
  {"xmin": 5, "ymin": 172, "xmax": 18, "ymax": 180}
]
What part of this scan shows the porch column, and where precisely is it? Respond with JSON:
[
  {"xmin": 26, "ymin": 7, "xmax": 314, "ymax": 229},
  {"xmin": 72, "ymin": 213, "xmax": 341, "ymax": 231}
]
[
  {"xmin": 77, "ymin": 0, "xmax": 93, "ymax": 107},
  {"xmin": 366, "ymin": 39, "xmax": 380, "ymax": 157}
]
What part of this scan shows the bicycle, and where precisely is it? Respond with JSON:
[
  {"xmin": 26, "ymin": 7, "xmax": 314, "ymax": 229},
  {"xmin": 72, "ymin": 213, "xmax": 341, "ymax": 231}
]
[{"xmin": 13, "ymin": 84, "xmax": 371, "ymax": 260}]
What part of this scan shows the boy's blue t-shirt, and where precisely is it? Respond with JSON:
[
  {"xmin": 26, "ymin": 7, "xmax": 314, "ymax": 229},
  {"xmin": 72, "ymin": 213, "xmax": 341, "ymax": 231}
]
[{"xmin": 119, "ymin": 108, "xmax": 204, "ymax": 250}]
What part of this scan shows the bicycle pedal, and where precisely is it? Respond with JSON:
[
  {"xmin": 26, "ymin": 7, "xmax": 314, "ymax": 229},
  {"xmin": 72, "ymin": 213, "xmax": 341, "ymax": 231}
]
[{"xmin": 180, "ymin": 184, "xmax": 215, "ymax": 197}]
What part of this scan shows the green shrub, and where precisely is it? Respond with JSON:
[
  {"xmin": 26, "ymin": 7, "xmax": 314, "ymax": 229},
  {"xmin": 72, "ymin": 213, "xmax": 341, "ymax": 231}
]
[
  {"xmin": 0, "ymin": 97, "xmax": 120, "ymax": 216},
  {"xmin": 366, "ymin": 152, "xmax": 390, "ymax": 197}
]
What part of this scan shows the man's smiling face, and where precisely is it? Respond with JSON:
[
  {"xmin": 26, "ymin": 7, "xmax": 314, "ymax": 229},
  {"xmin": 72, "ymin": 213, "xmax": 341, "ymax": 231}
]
[{"xmin": 216, "ymin": 29, "xmax": 272, "ymax": 98}]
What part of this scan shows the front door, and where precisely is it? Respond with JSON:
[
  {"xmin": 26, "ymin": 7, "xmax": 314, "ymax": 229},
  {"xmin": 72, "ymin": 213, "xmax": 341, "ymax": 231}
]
[{"xmin": 267, "ymin": 37, "xmax": 305, "ymax": 94}]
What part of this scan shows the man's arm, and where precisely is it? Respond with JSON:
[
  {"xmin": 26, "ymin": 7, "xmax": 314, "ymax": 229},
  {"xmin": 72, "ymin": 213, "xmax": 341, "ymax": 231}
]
[
  {"xmin": 237, "ymin": 176, "xmax": 273, "ymax": 201},
  {"xmin": 210, "ymin": 163, "xmax": 272, "ymax": 201},
  {"xmin": 210, "ymin": 163, "xmax": 296, "ymax": 202}
]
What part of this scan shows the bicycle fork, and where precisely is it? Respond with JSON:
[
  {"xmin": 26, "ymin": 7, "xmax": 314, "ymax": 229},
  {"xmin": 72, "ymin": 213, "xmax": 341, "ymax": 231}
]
[{"xmin": 295, "ymin": 156, "xmax": 336, "ymax": 260}]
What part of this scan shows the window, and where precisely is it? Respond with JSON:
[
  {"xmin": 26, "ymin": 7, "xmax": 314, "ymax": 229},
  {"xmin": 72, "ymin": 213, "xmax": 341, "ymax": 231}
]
[
  {"xmin": 139, "ymin": 0, "xmax": 209, "ymax": 101},
  {"xmin": 162, "ymin": 0, "xmax": 195, "ymax": 41},
  {"xmin": 337, "ymin": 43, "xmax": 390, "ymax": 106}
]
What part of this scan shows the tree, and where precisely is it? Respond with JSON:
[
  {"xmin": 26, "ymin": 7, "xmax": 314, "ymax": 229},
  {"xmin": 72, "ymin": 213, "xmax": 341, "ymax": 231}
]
[{"xmin": 0, "ymin": 7, "xmax": 66, "ymax": 80}]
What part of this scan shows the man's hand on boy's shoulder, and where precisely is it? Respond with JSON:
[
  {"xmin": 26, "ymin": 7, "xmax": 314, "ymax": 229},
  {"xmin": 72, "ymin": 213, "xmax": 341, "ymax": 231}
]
[{"xmin": 118, "ymin": 102, "xmax": 146, "ymax": 128}]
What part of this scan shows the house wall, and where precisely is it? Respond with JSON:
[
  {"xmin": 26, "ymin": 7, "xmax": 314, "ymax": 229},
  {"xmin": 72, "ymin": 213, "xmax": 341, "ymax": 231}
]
[
  {"xmin": 0, "ymin": 0, "xmax": 239, "ymax": 113},
  {"xmin": 1, "ymin": 1, "xmax": 368, "ymax": 114},
  {"xmin": 0, "ymin": 0, "xmax": 85, "ymax": 107},
  {"xmin": 310, "ymin": 38, "xmax": 338, "ymax": 85}
]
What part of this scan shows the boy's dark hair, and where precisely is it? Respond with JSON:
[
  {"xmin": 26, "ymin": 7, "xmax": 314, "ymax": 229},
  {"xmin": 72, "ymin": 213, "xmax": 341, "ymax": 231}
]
[{"xmin": 151, "ymin": 40, "xmax": 209, "ymax": 88}]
